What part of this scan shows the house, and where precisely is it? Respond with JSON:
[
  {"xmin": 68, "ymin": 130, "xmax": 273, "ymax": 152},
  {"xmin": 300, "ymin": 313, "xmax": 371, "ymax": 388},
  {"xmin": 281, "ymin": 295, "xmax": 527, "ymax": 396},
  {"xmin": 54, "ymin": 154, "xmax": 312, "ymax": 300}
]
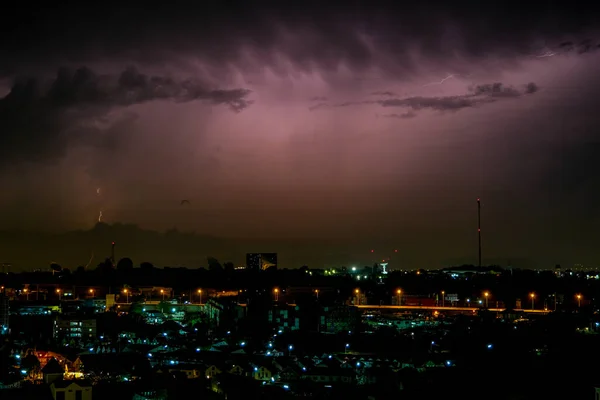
[
  {"xmin": 228, "ymin": 363, "xmax": 246, "ymax": 376},
  {"xmin": 156, "ymin": 364, "xmax": 203, "ymax": 379},
  {"xmin": 250, "ymin": 363, "xmax": 272, "ymax": 381},
  {"xmin": 212, "ymin": 373, "xmax": 259, "ymax": 398},
  {"xmin": 42, "ymin": 357, "xmax": 65, "ymax": 384},
  {"xmin": 204, "ymin": 364, "xmax": 222, "ymax": 379},
  {"xmin": 302, "ymin": 366, "xmax": 354, "ymax": 385},
  {"xmin": 271, "ymin": 358, "xmax": 303, "ymax": 382},
  {"xmin": 73, "ymin": 353, "xmax": 150, "ymax": 378},
  {"xmin": 278, "ymin": 366, "xmax": 301, "ymax": 382},
  {"xmin": 49, "ymin": 379, "xmax": 92, "ymax": 400}
]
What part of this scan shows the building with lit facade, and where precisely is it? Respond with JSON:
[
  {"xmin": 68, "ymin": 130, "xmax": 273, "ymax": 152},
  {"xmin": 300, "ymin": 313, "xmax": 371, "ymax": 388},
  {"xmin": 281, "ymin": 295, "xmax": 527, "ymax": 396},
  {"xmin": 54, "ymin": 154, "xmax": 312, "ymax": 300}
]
[
  {"xmin": 246, "ymin": 253, "xmax": 278, "ymax": 271},
  {"xmin": 53, "ymin": 317, "xmax": 97, "ymax": 339},
  {"xmin": 0, "ymin": 293, "xmax": 8, "ymax": 334}
]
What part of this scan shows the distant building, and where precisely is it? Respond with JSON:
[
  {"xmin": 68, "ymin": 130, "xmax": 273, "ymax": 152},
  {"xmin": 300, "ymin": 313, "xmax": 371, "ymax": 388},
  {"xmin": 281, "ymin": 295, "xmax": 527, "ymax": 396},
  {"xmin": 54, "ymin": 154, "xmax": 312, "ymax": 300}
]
[
  {"xmin": 13, "ymin": 302, "xmax": 60, "ymax": 316},
  {"xmin": 246, "ymin": 253, "xmax": 278, "ymax": 271},
  {"xmin": 49, "ymin": 379, "xmax": 92, "ymax": 400},
  {"xmin": 53, "ymin": 317, "xmax": 97, "ymax": 340},
  {"xmin": 319, "ymin": 305, "xmax": 361, "ymax": 334},
  {"xmin": 0, "ymin": 294, "xmax": 8, "ymax": 334},
  {"xmin": 269, "ymin": 306, "xmax": 301, "ymax": 331},
  {"xmin": 205, "ymin": 298, "xmax": 246, "ymax": 328}
]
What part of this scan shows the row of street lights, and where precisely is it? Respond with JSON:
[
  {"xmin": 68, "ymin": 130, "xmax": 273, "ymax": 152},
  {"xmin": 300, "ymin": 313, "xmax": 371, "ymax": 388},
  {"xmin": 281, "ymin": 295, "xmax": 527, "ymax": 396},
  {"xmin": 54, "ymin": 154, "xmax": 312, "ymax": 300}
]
[
  {"xmin": 56, "ymin": 288, "xmax": 204, "ymax": 304},
  {"xmin": 436, "ymin": 290, "xmax": 584, "ymax": 310},
  {"xmin": 363, "ymin": 288, "xmax": 584, "ymax": 310},
  {"xmin": 272, "ymin": 288, "xmax": 320, "ymax": 302},
  {"xmin": 24, "ymin": 286, "xmax": 589, "ymax": 310}
]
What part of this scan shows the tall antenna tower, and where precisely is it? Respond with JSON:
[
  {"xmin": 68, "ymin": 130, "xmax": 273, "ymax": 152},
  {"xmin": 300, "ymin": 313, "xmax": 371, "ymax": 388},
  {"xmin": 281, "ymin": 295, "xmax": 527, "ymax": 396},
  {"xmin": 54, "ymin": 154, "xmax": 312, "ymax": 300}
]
[
  {"xmin": 477, "ymin": 198, "xmax": 482, "ymax": 268},
  {"xmin": 111, "ymin": 241, "xmax": 116, "ymax": 266}
]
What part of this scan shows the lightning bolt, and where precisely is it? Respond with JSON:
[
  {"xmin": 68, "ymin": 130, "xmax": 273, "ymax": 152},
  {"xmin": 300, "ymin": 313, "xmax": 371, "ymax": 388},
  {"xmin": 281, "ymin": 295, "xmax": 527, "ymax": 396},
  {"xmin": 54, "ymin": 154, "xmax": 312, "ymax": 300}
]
[
  {"xmin": 423, "ymin": 74, "xmax": 456, "ymax": 87},
  {"xmin": 536, "ymin": 51, "xmax": 556, "ymax": 58},
  {"xmin": 96, "ymin": 187, "xmax": 102, "ymax": 223},
  {"xmin": 84, "ymin": 252, "xmax": 94, "ymax": 270}
]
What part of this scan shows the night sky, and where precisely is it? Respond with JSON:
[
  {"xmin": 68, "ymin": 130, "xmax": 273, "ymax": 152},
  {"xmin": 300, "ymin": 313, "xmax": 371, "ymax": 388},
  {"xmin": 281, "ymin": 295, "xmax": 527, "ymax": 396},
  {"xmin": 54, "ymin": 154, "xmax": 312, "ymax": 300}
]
[{"xmin": 1, "ymin": 2, "xmax": 600, "ymax": 270}]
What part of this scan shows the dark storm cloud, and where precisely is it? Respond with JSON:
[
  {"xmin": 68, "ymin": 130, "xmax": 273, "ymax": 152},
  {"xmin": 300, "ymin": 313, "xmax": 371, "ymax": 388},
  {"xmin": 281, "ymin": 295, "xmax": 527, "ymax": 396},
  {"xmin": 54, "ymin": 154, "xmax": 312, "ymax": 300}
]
[
  {"xmin": 2, "ymin": 3, "xmax": 600, "ymax": 80},
  {"xmin": 471, "ymin": 83, "xmax": 522, "ymax": 97},
  {"xmin": 51, "ymin": 66, "xmax": 252, "ymax": 111},
  {"xmin": 371, "ymin": 91, "xmax": 397, "ymax": 97},
  {"xmin": 381, "ymin": 82, "xmax": 539, "ymax": 111},
  {"xmin": 557, "ymin": 40, "xmax": 600, "ymax": 54},
  {"xmin": 379, "ymin": 111, "xmax": 416, "ymax": 119},
  {"xmin": 378, "ymin": 95, "xmax": 476, "ymax": 111},
  {"xmin": 0, "ymin": 67, "xmax": 251, "ymax": 165},
  {"xmin": 314, "ymin": 81, "xmax": 540, "ymax": 114}
]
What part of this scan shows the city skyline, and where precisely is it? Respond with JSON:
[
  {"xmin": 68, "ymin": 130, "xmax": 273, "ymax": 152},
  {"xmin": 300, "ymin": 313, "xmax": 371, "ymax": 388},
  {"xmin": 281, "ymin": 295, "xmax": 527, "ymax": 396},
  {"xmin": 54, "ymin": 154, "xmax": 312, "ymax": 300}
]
[{"xmin": 2, "ymin": 3, "xmax": 600, "ymax": 269}]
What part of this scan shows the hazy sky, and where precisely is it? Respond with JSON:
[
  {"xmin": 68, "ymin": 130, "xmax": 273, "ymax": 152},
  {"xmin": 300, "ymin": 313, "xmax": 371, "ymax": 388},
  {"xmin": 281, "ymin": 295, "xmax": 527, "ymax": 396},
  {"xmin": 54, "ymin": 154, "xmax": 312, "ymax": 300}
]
[{"xmin": 2, "ymin": 2, "xmax": 600, "ymax": 270}]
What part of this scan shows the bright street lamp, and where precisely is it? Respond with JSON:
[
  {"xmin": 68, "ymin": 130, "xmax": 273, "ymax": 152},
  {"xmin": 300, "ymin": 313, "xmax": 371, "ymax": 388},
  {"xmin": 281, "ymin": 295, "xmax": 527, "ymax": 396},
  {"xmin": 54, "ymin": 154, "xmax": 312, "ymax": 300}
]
[
  {"xmin": 484, "ymin": 292, "xmax": 489, "ymax": 308},
  {"xmin": 530, "ymin": 293, "xmax": 535, "ymax": 310}
]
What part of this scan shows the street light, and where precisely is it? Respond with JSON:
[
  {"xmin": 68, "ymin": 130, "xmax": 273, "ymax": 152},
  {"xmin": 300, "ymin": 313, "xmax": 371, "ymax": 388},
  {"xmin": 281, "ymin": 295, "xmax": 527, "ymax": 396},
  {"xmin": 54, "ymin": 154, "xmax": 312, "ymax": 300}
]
[
  {"xmin": 314, "ymin": 289, "xmax": 319, "ymax": 299},
  {"xmin": 160, "ymin": 289, "xmax": 165, "ymax": 301},
  {"xmin": 197, "ymin": 289, "xmax": 203, "ymax": 304},
  {"xmin": 56, "ymin": 288, "xmax": 61, "ymax": 300},
  {"xmin": 530, "ymin": 293, "xmax": 535, "ymax": 310},
  {"xmin": 354, "ymin": 289, "xmax": 360, "ymax": 305},
  {"xmin": 483, "ymin": 292, "xmax": 489, "ymax": 308},
  {"xmin": 23, "ymin": 288, "xmax": 29, "ymax": 301},
  {"xmin": 89, "ymin": 288, "xmax": 94, "ymax": 298},
  {"xmin": 345, "ymin": 343, "xmax": 350, "ymax": 354},
  {"xmin": 576, "ymin": 294, "xmax": 582, "ymax": 308},
  {"xmin": 396, "ymin": 289, "xmax": 402, "ymax": 306},
  {"xmin": 123, "ymin": 288, "xmax": 129, "ymax": 303},
  {"xmin": 441, "ymin": 291, "xmax": 445, "ymax": 307},
  {"xmin": 273, "ymin": 288, "xmax": 279, "ymax": 302}
]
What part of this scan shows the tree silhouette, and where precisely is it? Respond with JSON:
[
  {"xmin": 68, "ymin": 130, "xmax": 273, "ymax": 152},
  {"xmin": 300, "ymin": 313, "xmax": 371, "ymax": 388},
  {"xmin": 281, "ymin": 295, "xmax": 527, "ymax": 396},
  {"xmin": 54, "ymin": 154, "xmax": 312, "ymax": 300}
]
[
  {"xmin": 207, "ymin": 257, "xmax": 223, "ymax": 271},
  {"xmin": 140, "ymin": 262, "xmax": 155, "ymax": 271},
  {"xmin": 223, "ymin": 262, "xmax": 235, "ymax": 274},
  {"xmin": 117, "ymin": 258, "xmax": 134, "ymax": 272},
  {"xmin": 20, "ymin": 352, "xmax": 40, "ymax": 373},
  {"xmin": 96, "ymin": 258, "xmax": 113, "ymax": 271}
]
